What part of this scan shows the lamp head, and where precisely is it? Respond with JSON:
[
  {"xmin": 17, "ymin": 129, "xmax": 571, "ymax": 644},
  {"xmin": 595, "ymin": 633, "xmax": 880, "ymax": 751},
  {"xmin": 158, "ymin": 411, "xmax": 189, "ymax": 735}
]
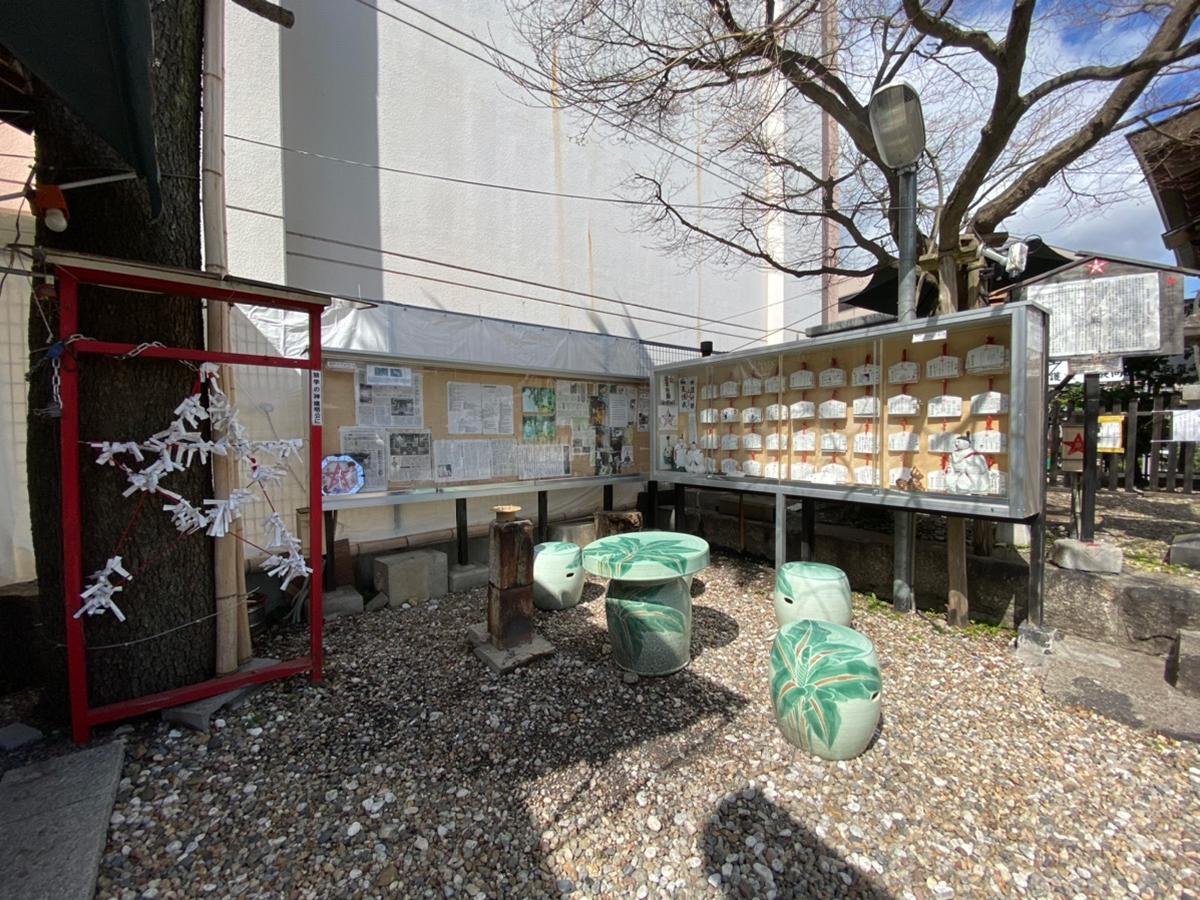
[
  {"xmin": 868, "ymin": 80, "xmax": 926, "ymax": 170},
  {"xmin": 32, "ymin": 184, "xmax": 69, "ymax": 232}
]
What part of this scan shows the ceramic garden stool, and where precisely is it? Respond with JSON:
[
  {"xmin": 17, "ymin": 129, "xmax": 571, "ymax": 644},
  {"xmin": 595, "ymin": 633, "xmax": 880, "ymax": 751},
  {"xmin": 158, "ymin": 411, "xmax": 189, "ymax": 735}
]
[
  {"xmin": 582, "ymin": 531, "xmax": 709, "ymax": 676},
  {"xmin": 774, "ymin": 561, "xmax": 852, "ymax": 627},
  {"xmin": 532, "ymin": 541, "xmax": 585, "ymax": 611},
  {"xmin": 769, "ymin": 620, "xmax": 882, "ymax": 761}
]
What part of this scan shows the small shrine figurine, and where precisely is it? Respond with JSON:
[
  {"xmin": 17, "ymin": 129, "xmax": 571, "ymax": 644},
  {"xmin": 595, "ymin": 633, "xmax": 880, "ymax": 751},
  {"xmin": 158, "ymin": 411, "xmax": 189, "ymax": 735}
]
[
  {"xmin": 948, "ymin": 434, "xmax": 989, "ymax": 494},
  {"xmin": 894, "ymin": 465, "xmax": 924, "ymax": 492},
  {"xmin": 685, "ymin": 443, "xmax": 706, "ymax": 474}
]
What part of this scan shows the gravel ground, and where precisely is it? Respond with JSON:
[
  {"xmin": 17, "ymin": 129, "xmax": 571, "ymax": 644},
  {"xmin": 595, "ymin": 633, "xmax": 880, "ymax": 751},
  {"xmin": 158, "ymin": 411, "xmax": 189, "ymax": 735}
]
[{"xmin": 81, "ymin": 550, "xmax": 1199, "ymax": 899}]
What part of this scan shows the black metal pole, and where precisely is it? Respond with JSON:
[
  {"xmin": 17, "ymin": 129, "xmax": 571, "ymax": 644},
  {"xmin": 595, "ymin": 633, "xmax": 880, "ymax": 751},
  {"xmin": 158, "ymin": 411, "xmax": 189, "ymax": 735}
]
[
  {"xmin": 603, "ymin": 483, "xmax": 613, "ymax": 511},
  {"xmin": 537, "ymin": 490, "xmax": 548, "ymax": 543},
  {"xmin": 673, "ymin": 485, "xmax": 686, "ymax": 532},
  {"xmin": 647, "ymin": 480, "xmax": 659, "ymax": 529},
  {"xmin": 800, "ymin": 498, "xmax": 816, "ymax": 562},
  {"xmin": 1081, "ymin": 373, "xmax": 1100, "ymax": 542},
  {"xmin": 323, "ymin": 509, "xmax": 338, "ymax": 590},
  {"xmin": 455, "ymin": 498, "xmax": 469, "ymax": 566}
]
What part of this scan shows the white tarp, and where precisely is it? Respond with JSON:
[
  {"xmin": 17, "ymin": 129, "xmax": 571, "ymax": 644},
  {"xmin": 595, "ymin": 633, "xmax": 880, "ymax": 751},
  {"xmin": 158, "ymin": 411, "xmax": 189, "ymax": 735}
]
[{"xmin": 245, "ymin": 297, "xmax": 652, "ymax": 378}]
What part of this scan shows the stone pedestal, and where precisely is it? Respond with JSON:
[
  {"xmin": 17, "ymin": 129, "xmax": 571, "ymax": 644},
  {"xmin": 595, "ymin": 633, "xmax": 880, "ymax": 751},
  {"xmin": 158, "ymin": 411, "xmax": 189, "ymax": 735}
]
[
  {"xmin": 593, "ymin": 510, "xmax": 643, "ymax": 540},
  {"xmin": 374, "ymin": 549, "xmax": 448, "ymax": 603},
  {"xmin": 1051, "ymin": 539, "xmax": 1123, "ymax": 574}
]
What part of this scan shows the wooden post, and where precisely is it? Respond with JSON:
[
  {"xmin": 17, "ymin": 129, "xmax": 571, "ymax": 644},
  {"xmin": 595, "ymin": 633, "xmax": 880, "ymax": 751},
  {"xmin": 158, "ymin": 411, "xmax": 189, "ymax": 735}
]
[
  {"xmin": 1150, "ymin": 395, "xmax": 1164, "ymax": 490},
  {"xmin": 737, "ymin": 493, "xmax": 746, "ymax": 553},
  {"xmin": 971, "ymin": 519, "xmax": 994, "ymax": 557},
  {"xmin": 487, "ymin": 506, "xmax": 534, "ymax": 649},
  {"xmin": 774, "ymin": 493, "xmax": 787, "ymax": 568},
  {"xmin": 946, "ymin": 517, "xmax": 968, "ymax": 627},
  {"xmin": 1048, "ymin": 403, "xmax": 1062, "ymax": 486},
  {"xmin": 1124, "ymin": 398, "xmax": 1138, "ymax": 492},
  {"xmin": 1080, "ymin": 373, "xmax": 1099, "ymax": 541},
  {"xmin": 1028, "ymin": 513, "xmax": 1046, "ymax": 627},
  {"xmin": 1106, "ymin": 403, "xmax": 1119, "ymax": 491}
]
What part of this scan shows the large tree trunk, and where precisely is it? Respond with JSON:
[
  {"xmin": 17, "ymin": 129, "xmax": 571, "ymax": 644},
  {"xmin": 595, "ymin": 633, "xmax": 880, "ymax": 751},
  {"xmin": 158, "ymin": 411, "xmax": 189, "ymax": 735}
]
[{"xmin": 27, "ymin": 0, "xmax": 214, "ymax": 710}]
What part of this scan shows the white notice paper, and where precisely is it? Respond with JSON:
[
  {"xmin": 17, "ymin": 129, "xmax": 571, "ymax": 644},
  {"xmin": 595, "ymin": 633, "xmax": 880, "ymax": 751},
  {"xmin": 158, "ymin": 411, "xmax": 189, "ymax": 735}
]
[
  {"xmin": 556, "ymin": 381, "xmax": 589, "ymax": 426},
  {"xmin": 386, "ymin": 429, "xmax": 433, "ymax": 483},
  {"xmin": 339, "ymin": 426, "xmax": 388, "ymax": 492},
  {"xmin": 358, "ymin": 369, "xmax": 424, "ymax": 428},
  {"xmin": 490, "ymin": 439, "xmax": 518, "ymax": 479},
  {"xmin": 518, "ymin": 444, "xmax": 571, "ymax": 479},
  {"xmin": 447, "ymin": 382, "xmax": 514, "ymax": 435},
  {"xmin": 1175, "ymin": 409, "xmax": 1200, "ymax": 443},
  {"xmin": 434, "ymin": 439, "xmax": 493, "ymax": 482}
]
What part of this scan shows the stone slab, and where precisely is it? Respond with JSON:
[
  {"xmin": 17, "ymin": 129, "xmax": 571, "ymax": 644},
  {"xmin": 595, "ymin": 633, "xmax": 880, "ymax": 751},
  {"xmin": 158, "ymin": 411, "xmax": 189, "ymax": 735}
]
[
  {"xmin": 1041, "ymin": 635, "xmax": 1200, "ymax": 743},
  {"xmin": 322, "ymin": 585, "xmax": 364, "ymax": 620},
  {"xmin": 365, "ymin": 593, "xmax": 389, "ymax": 612},
  {"xmin": 374, "ymin": 549, "xmax": 448, "ymax": 602},
  {"xmin": 162, "ymin": 658, "xmax": 280, "ymax": 730},
  {"xmin": 1166, "ymin": 533, "xmax": 1200, "ymax": 570},
  {"xmin": 0, "ymin": 739, "xmax": 125, "ymax": 900},
  {"xmin": 547, "ymin": 518, "xmax": 596, "ymax": 548},
  {"xmin": 0, "ymin": 722, "xmax": 43, "ymax": 751},
  {"xmin": 448, "ymin": 562, "xmax": 488, "ymax": 593},
  {"xmin": 466, "ymin": 622, "xmax": 555, "ymax": 674},
  {"xmin": 1051, "ymin": 539, "xmax": 1123, "ymax": 574},
  {"xmin": 1167, "ymin": 629, "xmax": 1200, "ymax": 699}
]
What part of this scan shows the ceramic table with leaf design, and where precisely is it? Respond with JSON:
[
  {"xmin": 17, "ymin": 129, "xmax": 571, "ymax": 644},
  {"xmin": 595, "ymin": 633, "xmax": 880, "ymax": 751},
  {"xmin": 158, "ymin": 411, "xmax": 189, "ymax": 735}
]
[{"xmin": 582, "ymin": 532, "xmax": 710, "ymax": 675}]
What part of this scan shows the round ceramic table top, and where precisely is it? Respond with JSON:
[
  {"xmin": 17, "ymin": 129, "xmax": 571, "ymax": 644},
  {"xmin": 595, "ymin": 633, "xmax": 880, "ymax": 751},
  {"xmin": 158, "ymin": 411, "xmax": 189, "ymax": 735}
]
[{"xmin": 583, "ymin": 531, "xmax": 710, "ymax": 581}]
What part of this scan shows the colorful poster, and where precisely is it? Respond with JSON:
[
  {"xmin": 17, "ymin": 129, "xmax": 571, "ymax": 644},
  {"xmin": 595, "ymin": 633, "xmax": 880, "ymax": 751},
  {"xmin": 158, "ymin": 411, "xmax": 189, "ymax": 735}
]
[{"xmin": 522, "ymin": 415, "xmax": 556, "ymax": 443}]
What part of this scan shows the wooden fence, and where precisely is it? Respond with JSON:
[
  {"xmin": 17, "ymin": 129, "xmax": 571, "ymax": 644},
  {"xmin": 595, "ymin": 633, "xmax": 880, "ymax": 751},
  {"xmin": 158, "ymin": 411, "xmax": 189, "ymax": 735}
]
[{"xmin": 1049, "ymin": 393, "xmax": 1199, "ymax": 493}]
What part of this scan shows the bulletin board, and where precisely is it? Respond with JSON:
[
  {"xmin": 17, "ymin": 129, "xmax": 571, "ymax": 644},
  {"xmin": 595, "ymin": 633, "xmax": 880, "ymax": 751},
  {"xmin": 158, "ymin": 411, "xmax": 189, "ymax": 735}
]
[
  {"xmin": 319, "ymin": 356, "xmax": 650, "ymax": 494},
  {"xmin": 652, "ymin": 302, "xmax": 1049, "ymax": 521}
]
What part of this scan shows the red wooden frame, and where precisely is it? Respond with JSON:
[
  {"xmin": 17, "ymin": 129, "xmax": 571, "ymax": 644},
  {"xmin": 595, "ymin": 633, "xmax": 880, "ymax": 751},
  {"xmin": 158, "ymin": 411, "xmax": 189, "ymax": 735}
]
[{"xmin": 55, "ymin": 259, "xmax": 325, "ymax": 744}]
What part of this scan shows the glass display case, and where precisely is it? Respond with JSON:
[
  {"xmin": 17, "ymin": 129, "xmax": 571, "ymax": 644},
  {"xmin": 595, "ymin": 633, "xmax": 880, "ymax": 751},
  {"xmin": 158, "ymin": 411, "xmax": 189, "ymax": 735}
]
[{"xmin": 652, "ymin": 302, "xmax": 1048, "ymax": 520}]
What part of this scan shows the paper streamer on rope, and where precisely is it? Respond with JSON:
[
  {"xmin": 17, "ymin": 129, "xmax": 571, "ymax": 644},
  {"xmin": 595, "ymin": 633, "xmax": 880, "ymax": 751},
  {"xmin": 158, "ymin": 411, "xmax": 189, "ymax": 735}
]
[{"xmin": 75, "ymin": 556, "xmax": 131, "ymax": 622}]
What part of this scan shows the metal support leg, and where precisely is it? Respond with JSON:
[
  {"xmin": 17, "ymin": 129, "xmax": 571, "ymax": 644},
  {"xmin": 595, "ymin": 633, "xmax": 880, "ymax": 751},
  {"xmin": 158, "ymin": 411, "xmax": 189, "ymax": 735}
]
[
  {"xmin": 647, "ymin": 480, "xmax": 658, "ymax": 529},
  {"xmin": 774, "ymin": 493, "xmax": 787, "ymax": 568},
  {"xmin": 1028, "ymin": 513, "xmax": 1045, "ymax": 627},
  {"xmin": 893, "ymin": 510, "xmax": 916, "ymax": 613},
  {"xmin": 323, "ymin": 510, "xmax": 338, "ymax": 590},
  {"xmin": 674, "ymin": 485, "xmax": 686, "ymax": 533},
  {"xmin": 1081, "ymin": 373, "xmax": 1099, "ymax": 542},
  {"xmin": 603, "ymin": 483, "xmax": 614, "ymax": 511},
  {"xmin": 537, "ymin": 491, "xmax": 548, "ymax": 543},
  {"xmin": 455, "ymin": 498, "xmax": 469, "ymax": 566}
]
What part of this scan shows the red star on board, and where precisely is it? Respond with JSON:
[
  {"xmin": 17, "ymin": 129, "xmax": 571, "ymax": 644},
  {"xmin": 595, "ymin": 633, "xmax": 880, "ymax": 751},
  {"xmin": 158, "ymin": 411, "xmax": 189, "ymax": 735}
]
[
  {"xmin": 1086, "ymin": 258, "xmax": 1107, "ymax": 275},
  {"xmin": 1167, "ymin": 276, "xmax": 1178, "ymax": 286},
  {"xmin": 1064, "ymin": 432, "xmax": 1086, "ymax": 456}
]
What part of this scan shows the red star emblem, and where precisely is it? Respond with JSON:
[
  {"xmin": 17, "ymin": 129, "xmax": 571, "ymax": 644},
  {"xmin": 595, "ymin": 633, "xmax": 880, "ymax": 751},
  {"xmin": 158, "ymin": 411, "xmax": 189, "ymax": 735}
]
[
  {"xmin": 1167, "ymin": 276, "xmax": 1178, "ymax": 286},
  {"xmin": 1086, "ymin": 258, "xmax": 1107, "ymax": 276},
  {"xmin": 1064, "ymin": 432, "xmax": 1086, "ymax": 455}
]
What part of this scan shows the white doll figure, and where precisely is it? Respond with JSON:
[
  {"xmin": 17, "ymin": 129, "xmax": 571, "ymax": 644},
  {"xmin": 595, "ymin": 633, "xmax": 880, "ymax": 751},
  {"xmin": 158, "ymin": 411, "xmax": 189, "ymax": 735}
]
[
  {"xmin": 672, "ymin": 437, "xmax": 687, "ymax": 470},
  {"xmin": 685, "ymin": 443, "xmax": 706, "ymax": 474},
  {"xmin": 949, "ymin": 434, "xmax": 990, "ymax": 494}
]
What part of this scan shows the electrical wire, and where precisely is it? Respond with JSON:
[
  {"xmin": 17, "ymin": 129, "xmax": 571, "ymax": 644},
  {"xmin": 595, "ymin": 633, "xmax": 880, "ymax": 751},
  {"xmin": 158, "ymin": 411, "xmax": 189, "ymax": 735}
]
[
  {"xmin": 725, "ymin": 294, "xmax": 855, "ymax": 352},
  {"xmin": 284, "ymin": 228, "xmax": 769, "ymax": 333},
  {"xmin": 357, "ymin": 0, "xmax": 761, "ymax": 195},
  {"xmin": 224, "ymin": 133, "xmax": 745, "ymax": 212}
]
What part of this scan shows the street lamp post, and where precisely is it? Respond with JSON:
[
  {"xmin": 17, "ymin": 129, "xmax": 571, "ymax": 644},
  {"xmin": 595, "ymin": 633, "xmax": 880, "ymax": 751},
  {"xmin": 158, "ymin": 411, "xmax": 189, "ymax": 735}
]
[
  {"xmin": 868, "ymin": 80, "xmax": 927, "ymax": 323},
  {"xmin": 868, "ymin": 81, "xmax": 927, "ymax": 612}
]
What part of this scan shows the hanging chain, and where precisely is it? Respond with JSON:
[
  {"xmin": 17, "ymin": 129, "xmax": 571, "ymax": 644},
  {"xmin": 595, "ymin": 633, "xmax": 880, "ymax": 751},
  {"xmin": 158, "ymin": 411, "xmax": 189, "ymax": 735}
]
[{"xmin": 33, "ymin": 356, "xmax": 62, "ymax": 418}]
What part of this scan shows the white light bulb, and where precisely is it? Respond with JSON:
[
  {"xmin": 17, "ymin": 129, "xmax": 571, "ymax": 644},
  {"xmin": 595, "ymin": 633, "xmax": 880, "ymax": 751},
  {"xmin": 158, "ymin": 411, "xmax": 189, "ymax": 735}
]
[{"xmin": 44, "ymin": 208, "xmax": 68, "ymax": 232}]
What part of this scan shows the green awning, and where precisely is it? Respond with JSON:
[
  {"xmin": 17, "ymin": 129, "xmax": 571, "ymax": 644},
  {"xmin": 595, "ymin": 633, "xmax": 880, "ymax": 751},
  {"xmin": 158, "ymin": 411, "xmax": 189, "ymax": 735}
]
[{"xmin": 0, "ymin": 0, "xmax": 161, "ymax": 216}]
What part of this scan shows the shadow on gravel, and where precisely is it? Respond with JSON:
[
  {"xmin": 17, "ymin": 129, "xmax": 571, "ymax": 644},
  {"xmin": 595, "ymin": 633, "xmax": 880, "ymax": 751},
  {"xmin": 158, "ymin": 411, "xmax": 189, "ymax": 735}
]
[
  {"xmin": 701, "ymin": 790, "xmax": 892, "ymax": 899},
  {"xmin": 692, "ymin": 605, "xmax": 740, "ymax": 656}
]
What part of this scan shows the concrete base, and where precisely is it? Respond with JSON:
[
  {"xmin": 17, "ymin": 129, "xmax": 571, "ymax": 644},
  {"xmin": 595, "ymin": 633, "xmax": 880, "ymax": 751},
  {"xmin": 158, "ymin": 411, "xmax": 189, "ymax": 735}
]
[
  {"xmin": 1166, "ymin": 533, "xmax": 1200, "ymax": 570},
  {"xmin": 1167, "ymin": 629, "xmax": 1200, "ymax": 698},
  {"xmin": 1015, "ymin": 622, "xmax": 1061, "ymax": 667},
  {"xmin": 0, "ymin": 722, "xmax": 43, "ymax": 751},
  {"xmin": 322, "ymin": 585, "xmax": 364, "ymax": 620},
  {"xmin": 466, "ymin": 621, "xmax": 555, "ymax": 674},
  {"xmin": 0, "ymin": 739, "xmax": 125, "ymax": 900},
  {"xmin": 547, "ymin": 518, "xmax": 596, "ymax": 548},
  {"xmin": 995, "ymin": 522, "xmax": 1031, "ymax": 547},
  {"xmin": 162, "ymin": 658, "xmax": 280, "ymax": 731},
  {"xmin": 1051, "ymin": 539, "xmax": 1123, "ymax": 574},
  {"xmin": 449, "ymin": 562, "xmax": 489, "ymax": 592},
  {"xmin": 1042, "ymin": 635, "xmax": 1200, "ymax": 743},
  {"xmin": 374, "ymin": 549, "xmax": 448, "ymax": 603}
]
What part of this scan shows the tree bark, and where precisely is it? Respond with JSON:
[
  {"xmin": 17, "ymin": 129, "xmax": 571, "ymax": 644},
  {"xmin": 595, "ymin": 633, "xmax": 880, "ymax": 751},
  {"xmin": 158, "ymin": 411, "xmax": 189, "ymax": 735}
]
[{"xmin": 28, "ymin": 1, "xmax": 214, "ymax": 709}]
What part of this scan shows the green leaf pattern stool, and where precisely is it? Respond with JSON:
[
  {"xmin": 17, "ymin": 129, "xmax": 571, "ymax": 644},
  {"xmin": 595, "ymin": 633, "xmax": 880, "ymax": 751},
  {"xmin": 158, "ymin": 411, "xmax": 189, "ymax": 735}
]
[
  {"xmin": 769, "ymin": 620, "xmax": 882, "ymax": 760},
  {"xmin": 532, "ymin": 541, "xmax": 585, "ymax": 611},
  {"xmin": 774, "ymin": 561, "xmax": 852, "ymax": 627},
  {"xmin": 583, "ymin": 532, "xmax": 710, "ymax": 676}
]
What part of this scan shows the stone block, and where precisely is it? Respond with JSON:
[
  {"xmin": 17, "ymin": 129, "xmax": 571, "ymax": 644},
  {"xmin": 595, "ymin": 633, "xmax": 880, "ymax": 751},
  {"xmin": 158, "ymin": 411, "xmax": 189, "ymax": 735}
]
[
  {"xmin": 162, "ymin": 658, "xmax": 280, "ymax": 730},
  {"xmin": 594, "ymin": 510, "xmax": 643, "ymax": 539},
  {"xmin": 466, "ymin": 622, "xmax": 554, "ymax": 674},
  {"xmin": 1051, "ymin": 539, "xmax": 1123, "ymax": 574},
  {"xmin": 1166, "ymin": 533, "xmax": 1200, "ymax": 569},
  {"xmin": 1167, "ymin": 629, "xmax": 1200, "ymax": 698},
  {"xmin": 322, "ymin": 585, "xmax": 364, "ymax": 620},
  {"xmin": 487, "ymin": 583, "xmax": 534, "ymax": 649},
  {"xmin": 365, "ymin": 594, "xmax": 389, "ymax": 613},
  {"xmin": 0, "ymin": 722, "xmax": 42, "ymax": 751},
  {"xmin": 449, "ymin": 563, "xmax": 489, "ymax": 593},
  {"xmin": 547, "ymin": 518, "xmax": 596, "ymax": 548},
  {"xmin": 0, "ymin": 739, "xmax": 124, "ymax": 900},
  {"xmin": 374, "ymin": 549, "xmax": 448, "ymax": 602}
]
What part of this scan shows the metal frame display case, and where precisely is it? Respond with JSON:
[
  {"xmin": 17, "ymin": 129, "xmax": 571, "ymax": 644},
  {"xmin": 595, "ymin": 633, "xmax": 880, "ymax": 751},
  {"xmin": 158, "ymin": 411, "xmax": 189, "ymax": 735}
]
[{"xmin": 652, "ymin": 302, "xmax": 1049, "ymax": 521}]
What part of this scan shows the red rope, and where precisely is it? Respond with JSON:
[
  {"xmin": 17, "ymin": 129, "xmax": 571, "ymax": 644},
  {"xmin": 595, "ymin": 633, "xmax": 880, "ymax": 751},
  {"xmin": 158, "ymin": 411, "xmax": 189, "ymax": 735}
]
[
  {"xmin": 126, "ymin": 528, "xmax": 197, "ymax": 582},
  {"xmin": 111, "ymin": 492, "xmax": 149, "ymax": 558}
]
